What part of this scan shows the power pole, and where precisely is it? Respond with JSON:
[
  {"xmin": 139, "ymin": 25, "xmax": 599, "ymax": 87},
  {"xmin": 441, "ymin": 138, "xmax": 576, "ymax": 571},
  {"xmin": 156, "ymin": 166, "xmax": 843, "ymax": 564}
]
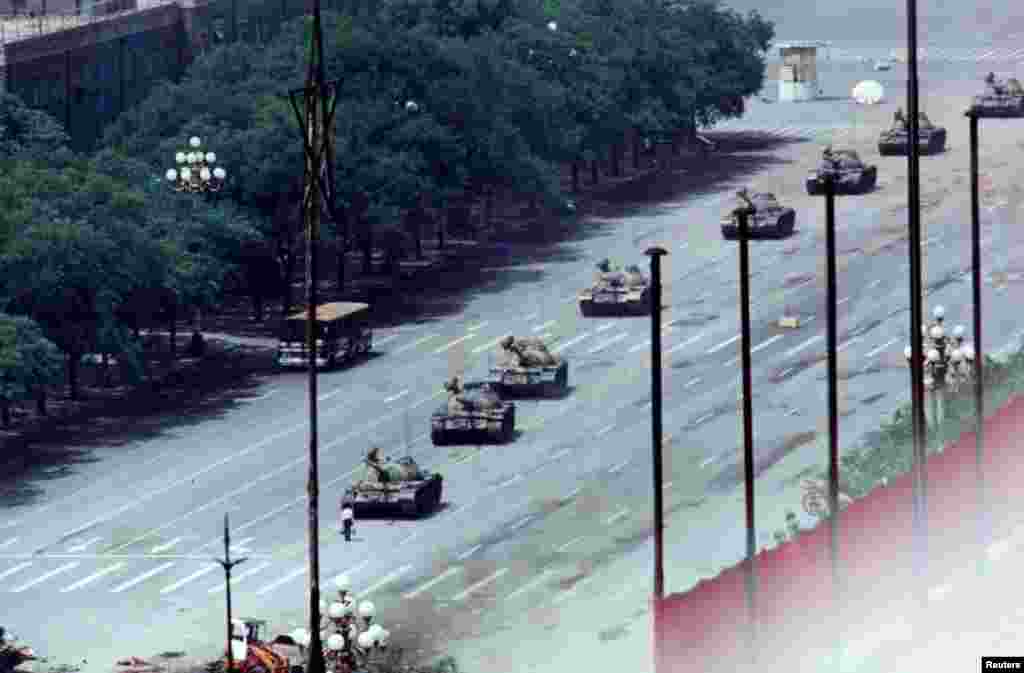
[
  {"xmin": 214, "ymin": 513, "xmax": 248, "ymax": 673},
  {"xmin": 288, "ymin": 1, "xmax": 340, "ymax": 671}
]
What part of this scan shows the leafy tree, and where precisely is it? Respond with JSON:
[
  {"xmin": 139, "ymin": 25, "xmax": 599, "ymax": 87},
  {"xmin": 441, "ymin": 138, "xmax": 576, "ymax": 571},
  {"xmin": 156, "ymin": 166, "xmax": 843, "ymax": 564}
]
[
  {"xmin": 0, "ymin": 314, "xmax": 63, "ymax": 426},
  {"xmin": 0, "ymin": 90, "xmax": 72, "ymax": 163}
]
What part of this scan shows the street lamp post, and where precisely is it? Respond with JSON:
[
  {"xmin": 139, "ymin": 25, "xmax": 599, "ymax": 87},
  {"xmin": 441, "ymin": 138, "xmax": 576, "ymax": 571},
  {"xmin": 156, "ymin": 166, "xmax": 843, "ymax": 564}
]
[
  {"xmin": 213, "ymin": 513, "xmax": 247, "ymax": 673},
  {"xmin": 165, "ymin": 135, "xmax": 227, "ymax": 358},
  {"xmin": 645, "ymin": 245, "xmax": 667, "ymax": 673}
]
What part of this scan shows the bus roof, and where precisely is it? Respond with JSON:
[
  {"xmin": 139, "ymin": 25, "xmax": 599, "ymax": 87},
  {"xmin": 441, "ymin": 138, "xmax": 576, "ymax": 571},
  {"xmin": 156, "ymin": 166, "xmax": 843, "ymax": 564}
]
[{"xmin": 286, "ymin": 302, "xmax": 370, "ymax": 322}]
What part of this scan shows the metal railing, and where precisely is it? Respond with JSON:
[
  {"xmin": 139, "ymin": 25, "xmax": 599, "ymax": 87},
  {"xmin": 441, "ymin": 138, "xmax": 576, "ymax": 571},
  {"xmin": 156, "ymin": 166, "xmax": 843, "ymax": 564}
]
[{"xmin": 0, "ymin": 0, "xmax": 207, "ymax": 45}]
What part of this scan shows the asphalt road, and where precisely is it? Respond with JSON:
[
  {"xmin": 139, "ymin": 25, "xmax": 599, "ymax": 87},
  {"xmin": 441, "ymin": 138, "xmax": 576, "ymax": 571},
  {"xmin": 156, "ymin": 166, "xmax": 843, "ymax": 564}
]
[{"xmin": 4, "ymin": 89, "xmax": 1024, "ymax": 671}]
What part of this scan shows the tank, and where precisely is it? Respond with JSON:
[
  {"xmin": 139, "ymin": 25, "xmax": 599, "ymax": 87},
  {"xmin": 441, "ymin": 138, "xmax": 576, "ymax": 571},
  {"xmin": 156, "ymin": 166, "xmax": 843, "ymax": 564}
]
[
  {"xmin": 488, "ymin": 336, "xmax": 569, "ymax": 397},
  {"xmin": 878, "ymin": 114, "xmax": 946, "ymax": 155},
  {"xmin": 970, "ymin": 76, "xmax": 1024, "ymax": 118},
  {"xmin": 806, "ymin": 149, "xmax": 877, "ymax": 195},
  {"xmin": 720, "ymin": 191, "xmax": 796, "ymax": 240},
  {"xmin": 344, "ymin": 452, "xmax": 443, "ymax": 517},
  {"xmin": 431, "ymin": 380, "xmax": 516, "ymax": 445},
  {"xmin": 578, "ymin": 262, "xmax": 651, "ymax": 317}
]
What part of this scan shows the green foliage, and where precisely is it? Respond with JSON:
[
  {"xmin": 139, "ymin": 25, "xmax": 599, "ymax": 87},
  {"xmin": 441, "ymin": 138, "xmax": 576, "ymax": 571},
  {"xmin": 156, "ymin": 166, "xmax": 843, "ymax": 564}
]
[
  {"xmin": 0, "ymin": 91, "xmax": 72, "ymax": 163},
  {"xmin": 0, "ymin": 313, "xmax": 63, "ymax": 408}
]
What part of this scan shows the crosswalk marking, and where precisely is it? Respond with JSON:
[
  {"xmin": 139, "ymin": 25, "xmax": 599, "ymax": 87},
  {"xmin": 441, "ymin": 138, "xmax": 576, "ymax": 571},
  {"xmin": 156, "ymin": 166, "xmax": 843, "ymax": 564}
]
[
  {"xmin": 161, "ymin": 565, "xmax": 218, "ymax": 594},
  {"xmin": 403, "ymin": 567, "xmax": 463, "ymax": 599},
  {"xmin": 111, "ymin": 562, "xmax": 176, "ymax": 593},
  {"xmin": 61, "ymin": 563, "xmax": 126, "ymax": 592},
  {"xmin": 451, "ymin": 567, "xmax": 509, "ymax": 601},
  {"xmin": 12, "ymin": 562, "xmax": 80, "ymax": 592}
]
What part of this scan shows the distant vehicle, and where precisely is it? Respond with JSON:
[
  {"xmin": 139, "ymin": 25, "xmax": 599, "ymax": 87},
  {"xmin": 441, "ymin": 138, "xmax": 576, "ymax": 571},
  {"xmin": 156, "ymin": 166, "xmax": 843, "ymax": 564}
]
[
  {"xmin": 971, "ymin": 73, "xmax": 1024, "ymax": 118},
  {"xmin": 878, "ymin": 112, "xmax": 946, "ymax": 155},
  {"xmin": 277, "ymin": 302, "xmax": 372, "ymax": 369},
  {"xmin": 431, "ymin": 379, "xmax": 515, "ymax": 445},
  {"xmin": 873, "ymin": 59, "xmax": 892, "ymax": 71},
  {"xmin": 488, "ymin": 336, "xmax": 569, "ymax": 397},
  {"xmin": 806, "ymin": 149, "xmax": 878, "ymax": 195},
  {"xmin": 578, "ymin": 260, "xmax": 651, "ymax": 317},
  {"xmin": 720, "ymin": 191, "xmax": 796, "ymax": 240},
  {"xmin": 344, "ymin": 449, "xmax": 443, "ymax": 517}
]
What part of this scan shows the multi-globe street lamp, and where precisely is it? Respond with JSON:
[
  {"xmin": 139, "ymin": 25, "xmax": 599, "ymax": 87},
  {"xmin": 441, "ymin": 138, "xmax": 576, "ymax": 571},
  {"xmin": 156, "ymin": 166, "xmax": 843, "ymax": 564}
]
[
  {"xmin": 164, "ymin": 135, "xmax": 228, "ymax": 355},
  {"xmin": 903, "ymin": 305, "xmax": 976, "ymax": 452}
]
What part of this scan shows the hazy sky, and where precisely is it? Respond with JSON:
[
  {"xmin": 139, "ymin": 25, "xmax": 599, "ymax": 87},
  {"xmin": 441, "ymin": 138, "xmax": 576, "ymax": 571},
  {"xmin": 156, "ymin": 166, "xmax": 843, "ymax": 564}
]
[{"xmin": 720, "ymin": 0, "xmax": 1024, "ymax": 46}]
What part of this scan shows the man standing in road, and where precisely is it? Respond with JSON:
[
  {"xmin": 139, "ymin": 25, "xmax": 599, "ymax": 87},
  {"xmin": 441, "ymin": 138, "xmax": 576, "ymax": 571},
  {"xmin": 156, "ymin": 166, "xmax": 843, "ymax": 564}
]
[{"xmin": 341, "ymin": 502, "xmax": 355, "ymax": 542}]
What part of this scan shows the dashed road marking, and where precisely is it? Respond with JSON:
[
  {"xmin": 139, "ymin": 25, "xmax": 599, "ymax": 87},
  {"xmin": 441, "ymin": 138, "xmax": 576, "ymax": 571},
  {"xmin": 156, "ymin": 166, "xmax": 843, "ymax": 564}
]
[
  {"xmin": 255, "ymin": 566, "xmax": 306, "ymax": 596},
  {"xmin": 752, "ymin": 334, "xmax": 785, "ymax": 354},
  {"xmin": 400, "ymin": 532, "xmax": 421, "ymax": 546},
  {"xmin": 0, "ymin": 538, "xmax": 18, "ymax": 550},
  {"xmin": 587, "ymin": 333, "xmax": 629, "ymax": 354},
  {"xmin": 868, "ymin": 279, "xmax": 883, "ymax": 289},
  {"xmin": 596, "ymin": 424, "xmax": 616, "ymax": 437},
  {"xmin": 472, "ymin": 336, "xmax": 507, "ymax": 355},
  {"xmin": 505, "ymin": 569, "xmax": 555, "ymax": 600},
  {"xmin": 12, "ymin": 562, "xmax": 80, "ymax": 592},
  {"xmin": 61, "ymin": 563, "xmax": 126, "ymax": 592},
  {"xmin": 524, "ymin": 313, "xmax": 539, "ymax": 321},
  {"xmin": 451, "ymin": 567, "xmax": 509, "ymax": 601},
  {"xmin": 532, "ymin": 320, "xmax": 557, "ymax": 333},
  {"xmin": 865, "ymin": 337, "xmax": 899, "ymax": 359},
  {"xmin": 554, "ymin": 572, "xmax": 600, "ymax": 604},
  {"xmin": 394, "ymin": 334, "xmax": 438, "ymax": 354},
  {"xmin": 550, "ymin": 448, "xmax": 571, "ymax": 460},
  {"xmin": 375, "ymin": 334, "xmax": 400, "ymax": 345},
  {"xmin": 360, "ymin": 564, "xmax": 413, "ymax": 597},
  {"xmin": 160, "ymin": 565, "xmax": 218, "ymax": 594},
  {"xmin": 149, "ymin": 537, "xmax": 184, "ymax": 554},
  {"xmin": 608, "ymin": 459, "xmax": 630, "ymax": 473},
  {"xmin": 629, "ymin": 338, "xmax": 652, "ymax": 353},
  {"xmin": 838, "ymin": 337, "xmax": 862, "ymax": 352},
  {"xmin": 509, "ymin": 515, "xmax": 534, "ymax": 531},
  {"xmin": 404, "ymin": 567, "xmax": 463, "ymax": 599},
  {"xmin": 784, "ymin": 334, "xmax": 823, "ymax": 358},
  {"xmin": 318, "ymin": 389, "xmax": 345, "ymax": 402},
  {"xmin": 692, "ymin": 413, "xmax": 714, "ymax": 427},
  {"xmin": 605, "ymin": 508, "xmax": 630, "ymax": 525},
  {"xmin": 596, "ymin": 322, "xmax": 615, "ymax": 333},
  {"xmin": 706, "ymin": 334, "xmax": 740, "ymax": 354},
  {"xmin": 208, "ymin": 560, "xmax": 272, "ymax": 593},
  {"xmin": 667, "ymin": 331, "xmax": 707, "ymax": 355},
  {"xmin": 434, "ymin": 334, "xmax": 474, "ymax": 354},
  {"xmin": 468, "ymin": 321, "xmax": 489, "ymax": 331},
  {"xmin": 552, "ymin": 331, "xmax": 592, "ymax": 354},
  {"xmin": 685, "ymin": 377, "xmax": 702, "ymax": 388},
  {"xmin": 457, "ymin": 545, "xmax": 482, "ymax": 561},
  {"xmin": 0, "ymin": 562, "xmax": 31, "ymax": 581},
  {"xmin": 384, "ymin": 389, "xmax": 410, "ymax": 403},
  {"xmin": 111, "ymin": 562, "xmax": 176, "ymax": 593},
  {"xmin": 557, "ymin": 536, "xmax": 584, "ymax": 553}
]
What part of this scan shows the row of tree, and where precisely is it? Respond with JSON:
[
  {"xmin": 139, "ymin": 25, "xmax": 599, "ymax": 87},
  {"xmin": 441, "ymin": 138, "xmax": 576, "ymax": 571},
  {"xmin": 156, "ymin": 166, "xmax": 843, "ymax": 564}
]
[{"xmin": 0, "ymin": 0, "xmax": 773, "ymax": 415}]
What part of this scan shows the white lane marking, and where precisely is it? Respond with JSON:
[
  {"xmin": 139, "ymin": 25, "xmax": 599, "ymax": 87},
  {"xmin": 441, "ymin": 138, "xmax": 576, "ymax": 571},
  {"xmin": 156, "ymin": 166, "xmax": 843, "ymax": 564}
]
[
  {"xmin": 629, "ymin": 338, "xmax": 651, "ymax": 353},
  {"xmin": 506, "ymin": 569, "xmax": 555, "ymax": 600},
  {"xmin": 318, "ymin": 388, "xmax": 345, "ymax": 402},
  {"xmin": 865, "ymin": 337, "xmax": 899, "ymax": 359},
  {"xmin": 468, "ymin": 321, "xmax": 489, "ymax": 331},
  {"xmin": 0, "ymin": 538, "xmax": 18, "ymax": 550},
  {"xmin": 667, "ymin": 331, "xmax": 707, "ymax": 355},
  {"xmin": 111, "ymin": 562, "xmax": 177, "ymax": 593},
  {"xmin": 495, "ymin": 474, "xmax": 523, "ymax": 489},
  {"xmin": 700, "ymin": 456, "xmax": 716, "ymax": 468},
  {"xmin": 868, "ymin": 279, "xmax": 882, "ymax": 289},
  {"xmin": 0, "ymin": 562, "xmax": 32, "ymax": 581},
  {"xmin": 149, "ymin": 537, "xmax": 184, "ymax": 554},
  {"xmin": 252, "ymin": 389, "xmax": 277, "ymax": 400},
  {"xmin": 685, "ymin": 377, "xmax": 702, "ymax": 388},
  {"xmin": 509, "ymin": 515, "xmax": 534, "ymax": 532},
  {"xmin": 375, "ymin": 334, "xmax": 400, "ymax": 345},
  {"xmin": 596, "ymin": 424, "xmax": 616, "ymax": 437},
  {"xmin": 360, "ymin": 564, "xmax": 412, "ymax": 597},
  {"xmin": 557, "ymin": 536, "xmax": 584, "ymax": 553},
  {"xmin": 457, "ymin": 545, "xmax": 483, "ymax": 561},
  {"xmin": 550, "ymin": 448, "xmax": 571, "ymax": 460},
  {"xmin": 564, "ymin": 486, "xmax": 583, "ymax": 501},
  {"xmin": 837, "ymin": 297, "xmax": 850, "ymax": 306},
  {"xmin": 750, "ymin": 334, "xmax": 784, "ymax": 355},
  {"xmin": 394, "ymin": 334, "xmax": 438, "ymax": 354},
  {"xmin": 410, "ymin": 390, "xmax": 447, "ymax": 409},
  {"xmin": 403, "ymin": 567, "xmax": 463, "ymax": 599},
  {"xmin": 596, "ymin": 322, "xmax": 615, "ymax": 333},
  {"xmin": 693, "ymin": 413, "xmax": 714, "ymax": 426},
  {"xmin": 400, "ymin": 532, "xmax": 421, "ymax": 546},
  {"xmin": 433, "ymin": 334, "xmax": 474, "ymax": 354},
  {"xmin": 384, "ymin": 389, "xmax": 410, "ymax": 403},
  {"xmin": 160, "ymin": 565, "xmax": 218, "ymax": 594},
  {"xmin": 784, "ymin": 334, "xmax": 823, "ymax": 358},
  {"xmin": 778, "ymin": 367, "xmax": 794, "ymax": 379},
  {"xmin": 451, "ymin": 567, "xmax": 509, "ymax": 601},
  {"xmin": 524, "ymin": 313, "xmax": 539, "ymax": 321},
  {"xmin": 706, "ymin": 334, "xmax": 740, "ymax": 354},
  {"xmin": 255, "ymin": 566, "xmax": 306, "ymax": 596},
  {"xmin": 838, "ymin": 337, "xmax": 862, "ymax": 352},
  {"xmin": 553, "ymin": 573, "xmax": 600, "ymax": 604},
  {"xmin": 552, "ymin": 331, "xmax": 592, "ymax": 354},
  {"xmin": 61, "ymin": 562, "xmax": 126, "ymax": 592},
  {"xmin": 532, "ymin": 320, "xmax": 557, "ymax": 333},
  {"xmin": 608, "ymin": 459, "xmax": 630, "ymax": 473},
  {"xmin": 12, "ymin": 562, "xmax": 80, "ymax": 592},
  {"xmin": 472, "ymin": 336, "xmax": 506, "ymax": 355},
  {"xmin": 208, "ymin": 561, "xmax": 272, "ymax": 593},
  {"xmin": 605, "ymin": 508, "xmax": 630, "ymax": 525},
  {"xmin": 587, "ymin": 333, "xmax": 629, "ymax": 354}
]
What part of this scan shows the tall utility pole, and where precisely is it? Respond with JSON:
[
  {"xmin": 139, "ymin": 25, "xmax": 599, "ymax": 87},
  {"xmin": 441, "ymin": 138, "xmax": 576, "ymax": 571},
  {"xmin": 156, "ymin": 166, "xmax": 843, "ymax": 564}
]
[
  {"xmin": 905, "ymin": 0, "xmax": 929, "ymax": 608},
  {"xmin": 646, "ymin": 246, "xmax": 668, "ymax": 602},
  {"xmin": 215, "ymin": 514, "xmax": 248, "ymax": 673},
  {"xmin": 288, "ymin": 1, "xmax": 340, "ymax": 671}
]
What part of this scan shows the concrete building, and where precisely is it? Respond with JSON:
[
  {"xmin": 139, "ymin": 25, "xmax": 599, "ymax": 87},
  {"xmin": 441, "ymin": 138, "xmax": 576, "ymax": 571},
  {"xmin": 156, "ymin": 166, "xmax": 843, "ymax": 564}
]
[{"xmin": 775, "ymin": 40, "xmax": 830, "ymax": 102}]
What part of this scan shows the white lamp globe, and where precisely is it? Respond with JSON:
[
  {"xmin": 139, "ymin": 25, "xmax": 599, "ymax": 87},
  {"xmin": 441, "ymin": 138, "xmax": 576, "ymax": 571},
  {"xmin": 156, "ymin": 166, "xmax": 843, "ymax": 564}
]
[
  {"xmin": 358, "ymin": 601, "xmax": 375, "ymax": 618},
  {"xmin": 334, "ymin": 574, "xmax": 351, "ymax": 591},
  {"xmin": 175, "ymin": 151, "xmax": 186, "ymax": 164},
  {"xmin": 357, "ymin": 632, "xmax": 373, "ymax": 649},
  {"xmin": 180, "ymin": 167, "xmax": 192, "ymax": 180},
  {"xmin": 930, "ymin": 324, "xmax": 944, "ymax": 340},
  {"xmin": 933, "ymin": 305, "xmax": 945, "ymax": 320},
  {"xmin": 200, "ymin": 167, "xmax": 211, "ymax": 181},
  {"xmin": 326, "ymin": 633, "xmax": 345, "ymax": 651},
  {"xmin": 569, "ymin": 48, "xmax": 577, "ymax": 56},
  {"xmin": 328, "ymin": 602, "xmax": 346, "ymax": 620},
  {"xmin": 962, "ymin": 344, "xmax": 976, "ymax": 360},
  {"xmin": 953, "ymin": 325, "xmax": 966, "ymax": 339},
  {"xmin": 213, "ymin": 167, "xmax": 227, "ymax": 180},
  {"xmin": 165, "ymin": 168, "xmax": 178, "ymax": 182},
  {"xmin": 924, "ymin": 375, "xmax": 934, "ymax": 388},
  {"xmin": 950, "ymin": 348, "xmax": 963, "ymax": 362},
  {"xmin": 921, "ymin": 325, "xmax": 928, "ymax": 337},
  {"xmin": 189, "ymin": 136, "xmax": 201, "ymax": 148},
  {"xmin": 205, "ymin": 151, "xmax": 216, "ymax": 164},
  {"xmin": 405, "ymin": 100, "xmax": 419, "ymax": 112},
  {"xmin": 367, "ymin": 624, "xmax": 383, "ymax": 638},
  {"xmin": 379, "ymin": 629, "xmax": 390, "ymax": 644},
  {"xmin": 547, "ymin": 20, "xmax": 557, "ymax": 31},
  {"xmin": 347, "ymin": 623, "xmax": 358, "ymax": 640},
  {"xmin": 293, "ymin": 628, "xmax": 310, "ymax": 647},
  {"xmin": 904, "ymin": 345, "xmax": 913, "ymax": 360},
  {"xmin": 927, "ymin": 348, "xmax": 940, "ymax": 362}
]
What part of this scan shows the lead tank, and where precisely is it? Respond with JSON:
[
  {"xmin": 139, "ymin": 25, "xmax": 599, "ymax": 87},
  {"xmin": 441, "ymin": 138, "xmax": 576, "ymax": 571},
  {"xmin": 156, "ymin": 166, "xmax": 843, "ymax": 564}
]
[
  {"xmin": 970, "ymin": 74, "xmax": 1024, "ymax": 118},
  {"xmin": 431, "ymin": 379, "xmax": 515, "ymax": 445},
  {"xmin": 578, "ymin": 261, "xmax": 651, "ymax": 317},
  {"xmin": 877, "ymin": 112, "xmax": 946, "ymax": 155},
  {"xmin": 488, "ymin": 336, "xmax": 568, "ymax": 397},
  {"xmin": 344, "ymin": 448, "xmax": 443, "ymax": 517}
]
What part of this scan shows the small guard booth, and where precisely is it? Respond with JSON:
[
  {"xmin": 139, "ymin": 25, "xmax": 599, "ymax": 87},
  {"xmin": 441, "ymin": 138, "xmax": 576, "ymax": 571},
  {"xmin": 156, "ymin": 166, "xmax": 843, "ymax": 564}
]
[{"xmin": 776, "ymin": 41, "xmax": 829, "ymax": 102}]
